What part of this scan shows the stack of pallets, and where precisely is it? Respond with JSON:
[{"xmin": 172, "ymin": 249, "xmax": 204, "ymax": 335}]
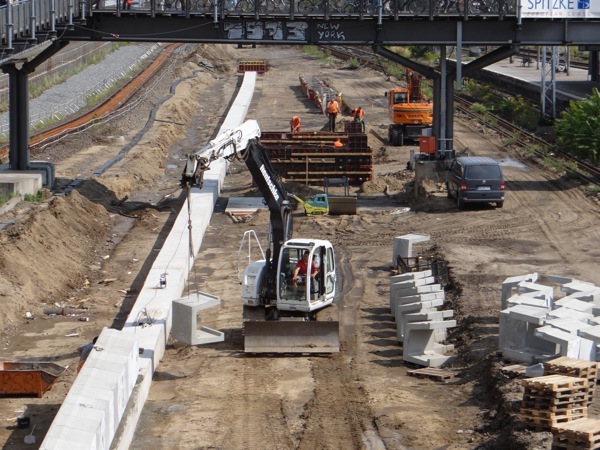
[
  {"xmin": 543, "ymin": 357, "xmax": 598, "ymax": 406},
  {"xmin": 520, "ymin": 375, "xmax": 589, "ymax": 430}
]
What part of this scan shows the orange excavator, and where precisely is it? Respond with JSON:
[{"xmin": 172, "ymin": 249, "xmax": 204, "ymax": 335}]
[{"xmin": 385, "ymin": 68, "xmax": 433, "ymax": 146}]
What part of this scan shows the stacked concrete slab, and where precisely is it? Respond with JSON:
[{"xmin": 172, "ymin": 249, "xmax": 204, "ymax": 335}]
[
  {"xmin": 499, "ymin": 274, "xmax": 600, "ymax": 369},
  {"xmin": 389, "ymin": 234, "xmax": 456, "ymax": 368}
]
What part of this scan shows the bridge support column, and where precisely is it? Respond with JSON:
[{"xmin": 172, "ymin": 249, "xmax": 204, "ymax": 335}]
[
  {"xmin": 4, "ymin": 64, "xmax": 29, "ymax": 171},
  {"xmin": 590, "ymin": 51, "xmax": 599, "ymax": 83},
  {"xmin": 0, "ymin": 40, "xmax": 69, "ymax": 187}
]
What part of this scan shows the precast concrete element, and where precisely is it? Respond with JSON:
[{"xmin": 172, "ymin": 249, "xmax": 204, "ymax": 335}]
[
  {"xmin": 535, "ymin": 325, "xmax": 595, "ymax": 360},
  {"xmin": 499, "ymin": 304, "xmax": 554, "ymax": 364},
  {"xmin": 506, "ymin": 293, "xmax": 551, "ymax": 309},
  {"xmin": 41, "ymin": 329, "xmax": 139, "ymax": 450},
  {"xmin": 561, "ymin": 280, "xmax": 598, "ymax": 295},
  {"xmin": 501, "ymin": 273, "xmax": 538, "ymax": 311},
  {"xmin": 547, "ymin": 307, "xmax": 594, "ymax": 322},
  {"xmin": 516, "ymin": 281, "xmax": 554, "ymax": 309},
  {"xmin": 392, "ymin": 291, "xmax": 445, "ymax": 323},
  {"xmin": 171, "ymin": 293, "xmax": 225, "ymax": 345},
  {"xmin": 499, "ymin": 275, "xmax": 600, "ymax": 367},
  {"xmin": 577, "ymin": 327, "xmax": 600, "ymax": 370},
  {"xmin": 545, "ymin": 318, "xmax": 594, "ymax": 335},
  {"xmin": 391, "ymin": 233, "xmax": 430, "ymax": 267},
  {"xmin": 0, "ymin": 170, "xmax": 42, "ymax": 196},
  {"xmin": 401, "ymin": 309, "xmax": 454, "ymax": 344},
  {"xmin": 42, "ymin": 71, "xmax": 258, "ymax": 450},
  {"xmin": 390, "ymin": 270, "xmax": 432, "ymax": 284},
  {"xmin": 560, "ymin": 289, "xmax": 600, "ymax": 304},
  {"xmin": 555, "ymin": 298, "xmax": 599, "ymax": 315},
  {"xmin": 402, "ymin": 320, "xmax": 457, "ymax": 367},
  {"xmin": 395, "ymin": 298, "xmax": 445, "ymax": 343},
  {"xmin": 389, "ymin": 273, "xmax": 435, "ymax": 316}
]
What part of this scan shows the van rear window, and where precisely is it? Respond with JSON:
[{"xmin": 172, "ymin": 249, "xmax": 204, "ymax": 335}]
[{"xmin": 465, "ymin": 165, "xmax": 502, "ymax": 179}]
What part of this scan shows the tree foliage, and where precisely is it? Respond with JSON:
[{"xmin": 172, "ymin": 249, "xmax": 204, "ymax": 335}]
[{"xmin": 553, "ymin": 88, "xmax": 600, "ymax": 165}]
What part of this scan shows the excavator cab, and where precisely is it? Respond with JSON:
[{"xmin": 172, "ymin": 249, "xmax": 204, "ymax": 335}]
[{"xmin": 277, "ymin": 240, "xmax": 335, "ymax": 311}]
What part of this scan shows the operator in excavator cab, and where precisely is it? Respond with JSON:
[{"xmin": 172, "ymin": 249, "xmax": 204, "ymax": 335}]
[{"xmin": 293, "ymin": 250, "xmax": 318, "ymax": 286}]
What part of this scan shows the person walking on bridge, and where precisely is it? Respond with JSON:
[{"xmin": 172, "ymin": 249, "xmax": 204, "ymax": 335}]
[{"xmin": 326, "ymin": 97, "xmax": 340, "ymax": 132}]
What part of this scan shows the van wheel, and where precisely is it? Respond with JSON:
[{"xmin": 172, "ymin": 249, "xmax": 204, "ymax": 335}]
[
  {"xmin": 496, "ymin": 201, "xmax": 504, "ymax": 208},
  {"xmin": 457, "ymin": 193, "xmax": 465, "ymax": 210}
]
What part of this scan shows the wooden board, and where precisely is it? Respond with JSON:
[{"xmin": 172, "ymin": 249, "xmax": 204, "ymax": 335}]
[{"xmin": 407, "ymin": 367, "xmax": 455, "ymax": 381}]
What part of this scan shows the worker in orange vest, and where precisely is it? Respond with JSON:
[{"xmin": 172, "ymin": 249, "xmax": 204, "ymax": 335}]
[
  {"xmin": 333, "ymin": 138, "xmax": 343, "ymax": 148},
  {"xmin": 290, "ymin": 115, "xmax": 301, "ymax": 133},
  {"xmin": 326, "ymin": 97, "xmax": 340, "ymax": 132},
  {"xmin": 352, "ymin": 106, "xmax": 365, "ymax": 133}
]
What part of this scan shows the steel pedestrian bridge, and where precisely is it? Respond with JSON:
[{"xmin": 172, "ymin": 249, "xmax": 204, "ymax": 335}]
[{"xmin": 1, "ymin": 0, "xmax": 600, "ymax": 52}]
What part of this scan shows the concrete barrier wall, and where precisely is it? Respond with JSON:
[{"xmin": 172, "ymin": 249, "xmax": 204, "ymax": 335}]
[{"xmin": 41, "ymin": 71, "xmax": 257, "ymax": 450}]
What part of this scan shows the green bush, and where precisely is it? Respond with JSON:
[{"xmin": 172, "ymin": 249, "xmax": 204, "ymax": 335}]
[
  {"xmin": 347, "ymin": 58, "xmax": 360, "ymax": 69},
  {"xmin": 553, "ymin": 88, "xmax": 600, "ymax": 165}
]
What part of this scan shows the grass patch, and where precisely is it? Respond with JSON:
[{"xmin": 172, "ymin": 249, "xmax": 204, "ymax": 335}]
[
  {"xmin": 24, "ymin": 192, "xmax": 44, "ymax": 202},
  {"xmin": 303, "ymin": 45, "xmax": 332, "ymax": 64},
  {"xmin": 347, "ymin": 58, "xmax": 360, "ymax": 69},
  {"xmin": 0, "ymin": 193, "xmax": 15, "ymax": 206}
]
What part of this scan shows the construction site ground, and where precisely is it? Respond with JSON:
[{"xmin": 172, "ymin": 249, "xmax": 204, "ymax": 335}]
[{"xmin": 0, "ymin": 44, "xmax": 599, "ymax": 449}]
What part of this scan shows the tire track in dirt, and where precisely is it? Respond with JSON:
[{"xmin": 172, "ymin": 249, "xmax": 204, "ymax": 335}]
[{"xmin": 503, "ymin": 161, "xmax": 600, "ymax": 273}]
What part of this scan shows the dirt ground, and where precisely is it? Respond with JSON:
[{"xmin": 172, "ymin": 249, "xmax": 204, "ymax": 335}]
[{"xmin": 0, "ymin": 44, "xmax": 599, "ymax": 449}]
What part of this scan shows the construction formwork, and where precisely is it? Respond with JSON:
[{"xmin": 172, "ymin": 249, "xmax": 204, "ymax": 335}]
[{"xmin": 260, "ymin": 129, "xmax": 372, "ymax": 186}]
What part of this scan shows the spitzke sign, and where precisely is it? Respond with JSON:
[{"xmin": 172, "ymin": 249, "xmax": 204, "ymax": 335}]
[{"xmin": 522, "ymin": 0, "xmax": 597, "ymax": 18}]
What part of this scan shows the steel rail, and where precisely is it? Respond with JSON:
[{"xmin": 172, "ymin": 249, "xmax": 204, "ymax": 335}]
[{"xmin": 0, "ymin": 43, "xmax": 182, "ymax": 161}]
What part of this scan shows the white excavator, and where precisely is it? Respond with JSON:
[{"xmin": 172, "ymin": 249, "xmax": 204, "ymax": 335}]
[{"xmin": 181, "ymin": 120, "xmax": 340, "ymax": 354}]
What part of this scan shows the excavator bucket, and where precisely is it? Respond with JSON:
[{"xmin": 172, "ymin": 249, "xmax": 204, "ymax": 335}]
[{"xmin": 244, "ymin": 320, "xmax": 340, "ymax": 354}]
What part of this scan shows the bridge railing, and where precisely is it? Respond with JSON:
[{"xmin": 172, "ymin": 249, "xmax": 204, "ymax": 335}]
[
  {"xmin": 0, "ymin": 0, "xmax": 518, "ymax": 50},
  {"xmin": 90, "ymin": 0, "xmax": 517, "ymax": 16}
]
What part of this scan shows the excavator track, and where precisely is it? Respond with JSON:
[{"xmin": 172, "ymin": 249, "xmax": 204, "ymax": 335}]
[{"xmin": 243, "ymin": 304, "xmax": 340, "ymax": 355}]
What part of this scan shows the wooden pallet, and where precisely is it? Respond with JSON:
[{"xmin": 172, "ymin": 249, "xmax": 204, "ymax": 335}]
[
  {"xmin": 544, "ymin": 357, "xmax": 599, "ymax": 378},
  {"xmin": 522, "ymin": 394, "xmax": 588, "ymax": 407},
  {"xmin": 522, "ymin": 413, "xmax": 586, "ymax": 430},
  {"xmin": 501, "ymin": 363, "xmax": 528, "ymax": 376},
  {"xmin": 521, "ymin": 406, "xmax": 588, "ymax": 419},
  {"xmin": 543, "ymin": 357, "xmax": 598, "ymax": 405},
  {"xmin": 523, "ymin": 375, "xmax": 588, "ymax": 391},
  {"xmin": 552, "ymin": 418, "xmax": 600, "ymax": 450},
  {"xmin": 407, "ymin": 367, "xmax": 455, "ymax": 381}
]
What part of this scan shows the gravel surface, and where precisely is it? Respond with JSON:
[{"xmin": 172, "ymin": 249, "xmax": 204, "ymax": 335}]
[{"xmin": 0, "ymin": 42, "xmax": 159, "ymax": 131}]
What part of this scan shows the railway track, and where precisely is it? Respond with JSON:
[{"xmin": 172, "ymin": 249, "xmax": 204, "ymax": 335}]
[
  {"xmin": 0, "ymin": 43, "xmax": 182, "ymax": 161},
  {"xmin": 326, "ymin": 45, "xmax": 600, "ymax": 185}
]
